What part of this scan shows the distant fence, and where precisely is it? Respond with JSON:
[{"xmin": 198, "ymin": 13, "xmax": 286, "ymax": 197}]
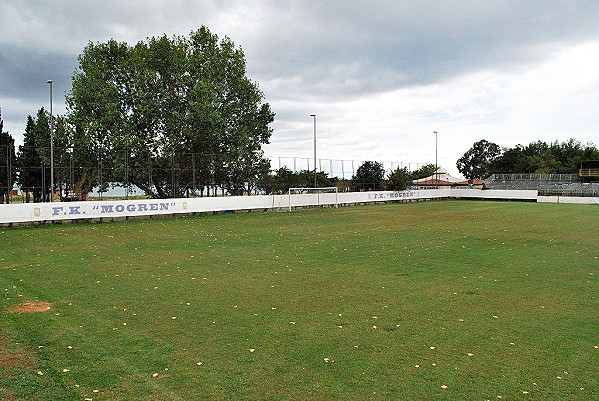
[
  {"xmin": 267, "ymin": 156, "xmax": 427, "ymax": 180},
  {"xmin": 1, "ymin": 145, "xmax": 427, "ymax": 200}
]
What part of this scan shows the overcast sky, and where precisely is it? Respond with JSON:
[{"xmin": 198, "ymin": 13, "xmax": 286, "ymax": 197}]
[{"xmin": 2, "ymin": 0, "xmax": 599, "ymax": 177}]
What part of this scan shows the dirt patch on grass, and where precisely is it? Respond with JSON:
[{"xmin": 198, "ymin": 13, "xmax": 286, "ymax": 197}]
[
  {"xmin": 0, "ymin": 388, "xmax": 17, "ymax": 401},
  {"xmin": 8, "ymin": 301, "xmax": 52, "ymax": 313},
  {"xmin": 0, "ymin": 337, "xmax": 35, "ymax": 370},
  {"xmin": 0, "ymin": 349, "xmax": 35, "ymax": 370}
]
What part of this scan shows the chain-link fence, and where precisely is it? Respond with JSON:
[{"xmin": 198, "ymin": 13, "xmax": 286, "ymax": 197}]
[
  {"xmin": 1, "ymin": 145, "xmax": 426, "ymax": 203},
  {"xmin": 269, "ymin": 156, "xmax": 425, "ymax": 181}
]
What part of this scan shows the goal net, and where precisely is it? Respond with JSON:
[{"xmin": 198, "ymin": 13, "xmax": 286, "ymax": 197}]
[{"xmin": 288, "ymin": 187, "xmax": 338, "ymax": 211}]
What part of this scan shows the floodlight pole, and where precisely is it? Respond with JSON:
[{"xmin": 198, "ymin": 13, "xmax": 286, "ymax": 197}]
[
  {"xmin": 433, "ymin": 131, "xmax": 438, "ymax": 186},
  {"xmin": 311, "ymin": 114, "xmax": 317, "ymax": 188},
  {"xmin": 48, "ymin": 80, "xmax": 55, "ymax": 202}
]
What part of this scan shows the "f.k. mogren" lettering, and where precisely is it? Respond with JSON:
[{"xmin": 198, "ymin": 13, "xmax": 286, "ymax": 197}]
[{"xmin": 51, "ymin": 202, "xmax": 173, "ymax": 216}]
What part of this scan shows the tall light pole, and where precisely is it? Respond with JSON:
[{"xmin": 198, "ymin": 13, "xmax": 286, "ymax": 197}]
[
  {"xmin": 433, "ymin": 131, "xmax": 438, "ymax": 186},
  {"xmin": 47, "ymin": 80, "xmax": 55, "ymax": 202},
  {"xmin": 310, "ymin": 114, "xmax": 317, "ymax": 187}
]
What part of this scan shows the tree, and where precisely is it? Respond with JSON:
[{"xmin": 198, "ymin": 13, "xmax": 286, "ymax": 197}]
[
  {"xmin": 31, "ymin": 108, "xmax": 53, "ymax": 201},
  {"xmin": 67, "ymin": 26, "xmax": 274, "ymax": 198},
  {"xmin": 0, "ymin": 109, "xmax": 17, "ymax": 203},
  {"xmin": 488, "ymin": 145, "xmax": 528, "ymax": 174},
  {"xmin": 257, "ymin": 167, "xmax": 335, "ymax": 195},
  {"xmin": 385, "ymin": 167, "xmax": 411, "ymax": 191},
  {"xmin": 410, "ymin": 163, "xmax": 437, "ymax": 180},
  {"xmin": 352, "ymin": 161, "xmax": 385, "ymax": 191},
  {"xmin": 17, "ymin": 116, "xmax": 44, "ymax": 202},
  {"xmin": 456, "ymin": 140, "xmax": 500, "ymax": 180},
  {"xmin": 487, "ymin": 139, "xmax": 599, "ymax": 175}
]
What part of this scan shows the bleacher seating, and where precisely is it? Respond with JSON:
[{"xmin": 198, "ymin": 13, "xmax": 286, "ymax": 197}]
[{"xmin": 485, "ymin": 174, "xmax": 599, "ymax": 196}]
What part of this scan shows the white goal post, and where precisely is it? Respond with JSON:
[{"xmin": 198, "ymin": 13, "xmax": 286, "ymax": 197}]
[{"xmin": 288, "ymin": 187, "xmax": 339, "ymax": 211}]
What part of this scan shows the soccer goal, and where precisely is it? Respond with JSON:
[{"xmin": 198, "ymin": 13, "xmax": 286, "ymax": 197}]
[{"xmin": 288, "ymin": 187, "xmax": 338, "ymax": 211}]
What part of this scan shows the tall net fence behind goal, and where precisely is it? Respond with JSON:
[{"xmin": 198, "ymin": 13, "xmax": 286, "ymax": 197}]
[{"xmin": 288, "ymin": 187, "xmax": 338, "ymax": 211}]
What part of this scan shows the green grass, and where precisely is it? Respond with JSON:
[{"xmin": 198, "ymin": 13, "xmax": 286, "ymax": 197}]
[{"xmin": 0, "ymin": 201, "xmax": 597, "ymax": 400}]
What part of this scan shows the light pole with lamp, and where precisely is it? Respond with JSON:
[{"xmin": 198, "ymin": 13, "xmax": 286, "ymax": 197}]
[
  {"xmin": 310, "ymin": 114, "xmax": 317, "ymax": 188},
  {"xmin": 433, "ymin": 131, "xmax": 438, "ymax": 186},
  {"xmin": 47, "ymin": 80, "xmax": 55, "ymax": 201}
]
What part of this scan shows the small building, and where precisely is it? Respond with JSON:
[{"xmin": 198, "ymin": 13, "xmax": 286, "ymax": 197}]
[
  {"xmin": 412, "ymin": 168, "xmax": 483, "ymax": 189},
  {"xmin": 579, "ymin": 160, "xmax": 599, "ymax": 180}
]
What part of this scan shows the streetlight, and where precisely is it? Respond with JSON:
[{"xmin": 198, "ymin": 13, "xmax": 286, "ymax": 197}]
[
  {"xmin": 310, "ymin": 114, "xmax": 317, "ymax": 187},
  {"xmin": 47, "ymin": 80, "xmax": 54, "ymax": 202},
  {"xmin": 433, "ymin": 131, "xmax": 438, "ymax": 186}
]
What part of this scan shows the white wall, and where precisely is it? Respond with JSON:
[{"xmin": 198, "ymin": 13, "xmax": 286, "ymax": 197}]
[
  {"xmin": 448, "ymin": 189, "xmax": 537, "ymax": 200},
  {"xmin": 537, "ymin": 196, "xmax": 599, "ymax": 204},
  {"xmin": 2, "ymin": 188, "xmax": 590, "ymax": 226}
]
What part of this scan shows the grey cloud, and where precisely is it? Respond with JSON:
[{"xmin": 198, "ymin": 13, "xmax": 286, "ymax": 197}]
[
  {"xmin": 3, "ymin": 0, "xmax": 599, "ymax": 157},
  {"xmin": 247, "ymin": 0, "xmax": 599, "ymax": 100},
  {"xmin": 0, "ymin": 45, "xmax": 75, "ymax": 104}
]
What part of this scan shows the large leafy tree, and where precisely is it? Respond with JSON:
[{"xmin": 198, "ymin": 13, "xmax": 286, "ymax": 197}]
[
  {"xmin": 0, "ymin": 109, "xmax": 17, "ymax": 203},
  {"xmin": 67, "ymin": 26, "xmax": 274, "ymax": 198},
  {"xmin": 352, "ymin": 161, "xmax": 385, "ymax": 191},
  {"xmin": 456, "ymin": 139, "xmax": 500, "ymax": 180},
  {"xmin": 487, "ymin": 145, "xmax": 529, "ymax": 174}
]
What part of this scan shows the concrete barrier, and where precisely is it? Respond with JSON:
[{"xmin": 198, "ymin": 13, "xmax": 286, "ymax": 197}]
[
  {"xmin": 1, "ymin": 188, "xmax": 585, "ymax": 226},
  {"xmin": 537, "ymin": 196, "xmax": 599, "ymax": 204}
]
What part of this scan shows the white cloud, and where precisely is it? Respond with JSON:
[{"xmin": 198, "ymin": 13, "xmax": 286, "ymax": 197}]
[{"xmin": 265, "ymin": 40, "xmax": 599, "ymax": 177}]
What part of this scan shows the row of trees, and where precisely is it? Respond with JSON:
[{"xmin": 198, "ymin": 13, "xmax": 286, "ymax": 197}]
[
  {"xmin": 258, "ymin": 163, "xmax": 437, "ymax": 194},
  {"xmin": 1, "ymin": 108, "xmax": 63, "ymax": 203},
  {"xmin": 350, "ymin": 161, "xmax": 437, "ymax": 192},
  {"xmin": 457, "ymin": 138, "xmax": 599, "ymax": 180}
]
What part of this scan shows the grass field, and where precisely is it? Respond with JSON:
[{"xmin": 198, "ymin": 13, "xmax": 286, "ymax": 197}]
[{"xmin": 0, "ymin": 200, "xmax": 597, "ymax": 400}]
